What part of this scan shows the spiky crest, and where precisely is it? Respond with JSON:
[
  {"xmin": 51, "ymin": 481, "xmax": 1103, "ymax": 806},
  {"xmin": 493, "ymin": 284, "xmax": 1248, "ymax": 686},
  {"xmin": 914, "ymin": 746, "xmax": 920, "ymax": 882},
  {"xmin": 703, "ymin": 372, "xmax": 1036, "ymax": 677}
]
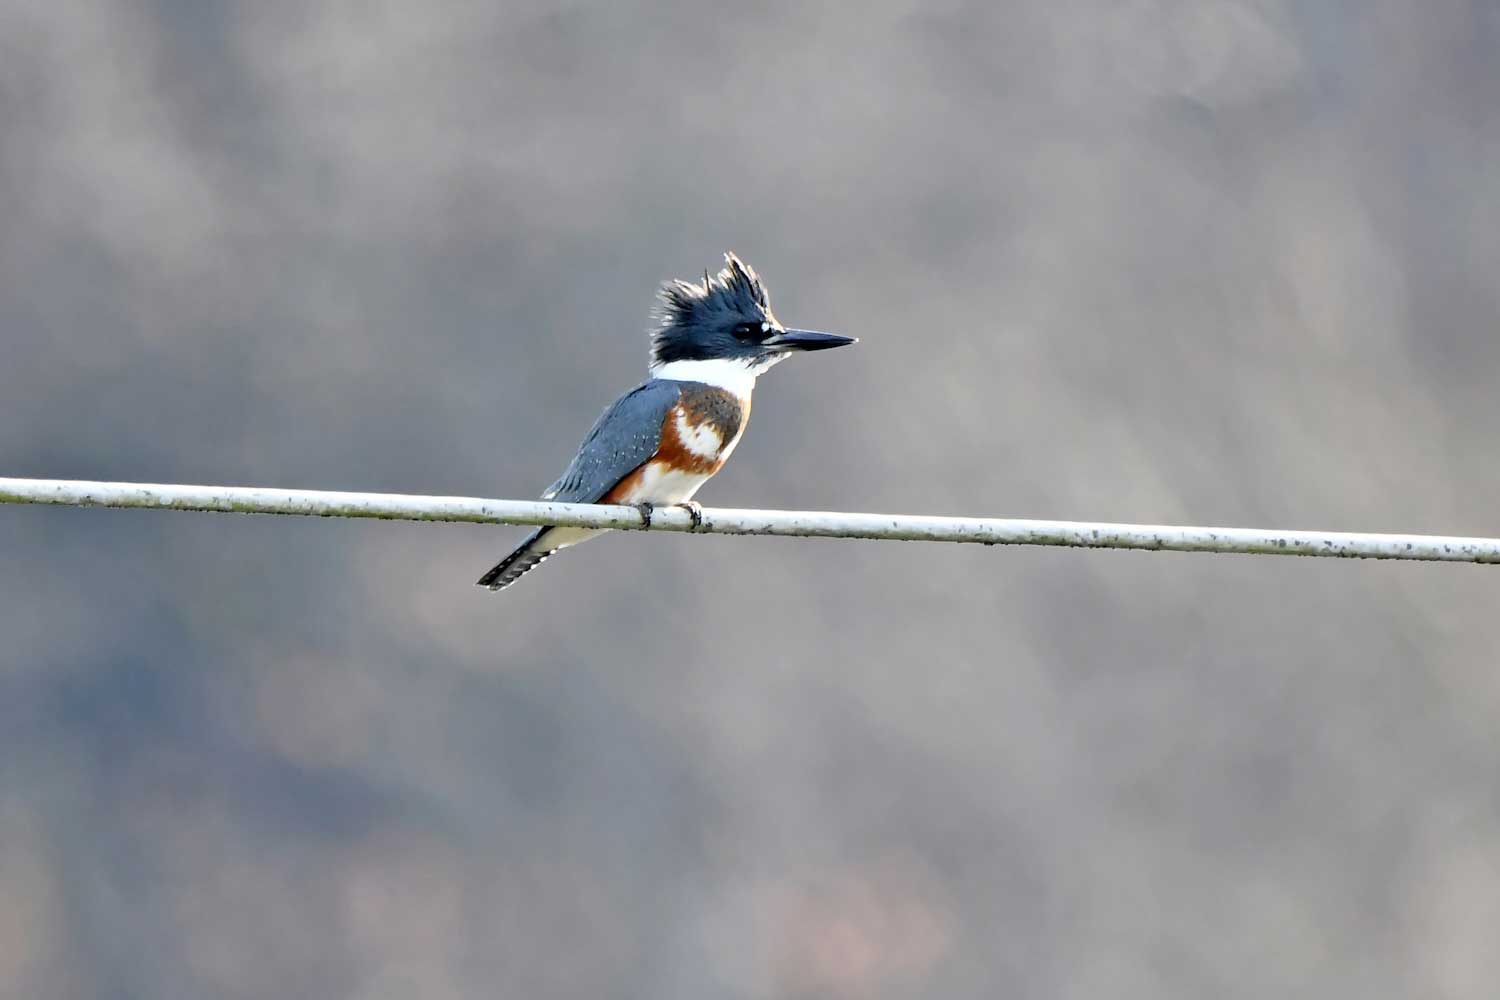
[{"xmin": 650, "ymin": 252, "xmax": 773, "ymax": 366}]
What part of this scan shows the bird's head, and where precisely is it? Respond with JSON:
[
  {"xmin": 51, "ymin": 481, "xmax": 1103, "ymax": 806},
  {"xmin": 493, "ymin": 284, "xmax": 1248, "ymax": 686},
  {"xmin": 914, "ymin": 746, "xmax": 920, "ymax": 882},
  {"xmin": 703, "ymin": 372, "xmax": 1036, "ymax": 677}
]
[{"xmin": 649, "ymin": 253, "xmax": 855, "ymax": 383}]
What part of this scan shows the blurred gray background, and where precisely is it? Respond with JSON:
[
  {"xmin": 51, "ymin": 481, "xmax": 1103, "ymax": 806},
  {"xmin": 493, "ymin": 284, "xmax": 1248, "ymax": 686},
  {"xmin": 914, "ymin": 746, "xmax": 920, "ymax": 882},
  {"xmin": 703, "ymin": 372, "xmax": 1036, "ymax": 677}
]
[{"xmin": 4, "ymin": 2, "xmax": 1500, "ymax": 997}]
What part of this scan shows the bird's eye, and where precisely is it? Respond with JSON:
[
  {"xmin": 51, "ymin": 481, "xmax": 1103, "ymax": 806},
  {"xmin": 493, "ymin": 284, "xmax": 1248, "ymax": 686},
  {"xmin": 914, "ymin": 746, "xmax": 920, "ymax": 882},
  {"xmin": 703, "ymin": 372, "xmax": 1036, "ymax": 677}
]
[{"xmin": 732, "ymin": 322, "xmax": 764, "ymax": 342}]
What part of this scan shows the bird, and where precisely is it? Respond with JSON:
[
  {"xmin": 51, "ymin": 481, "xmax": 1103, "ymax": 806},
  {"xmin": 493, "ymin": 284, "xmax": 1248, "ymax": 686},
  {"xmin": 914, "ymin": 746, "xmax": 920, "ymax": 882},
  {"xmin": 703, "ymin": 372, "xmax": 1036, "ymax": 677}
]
[{"xmin": 477, "ymin": 252, "xmax": 856, "ymax": 591}]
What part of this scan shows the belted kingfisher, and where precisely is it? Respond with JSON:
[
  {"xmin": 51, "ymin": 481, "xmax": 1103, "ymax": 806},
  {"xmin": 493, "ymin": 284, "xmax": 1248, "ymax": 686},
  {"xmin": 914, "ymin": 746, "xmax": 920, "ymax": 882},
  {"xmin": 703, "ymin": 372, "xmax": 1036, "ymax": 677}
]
[{"xmin": 477, "ymin": 252, "xmax": 856, "ymax": 591}]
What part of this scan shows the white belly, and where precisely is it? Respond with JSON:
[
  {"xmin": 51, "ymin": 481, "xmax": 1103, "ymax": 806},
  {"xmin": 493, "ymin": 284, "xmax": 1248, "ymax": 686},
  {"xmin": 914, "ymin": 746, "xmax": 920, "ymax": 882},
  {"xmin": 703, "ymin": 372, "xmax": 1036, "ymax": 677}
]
[
  {"xmin": 547, "ymin": 449, "xmax": 723, "ymax": 554},
  {"xmin": 611, "ymin": 462, "xmax": 713, "ymax": 505},
  {"xmin": 546, "ymin": 463, "xmax": 711, "ymax": 553}
]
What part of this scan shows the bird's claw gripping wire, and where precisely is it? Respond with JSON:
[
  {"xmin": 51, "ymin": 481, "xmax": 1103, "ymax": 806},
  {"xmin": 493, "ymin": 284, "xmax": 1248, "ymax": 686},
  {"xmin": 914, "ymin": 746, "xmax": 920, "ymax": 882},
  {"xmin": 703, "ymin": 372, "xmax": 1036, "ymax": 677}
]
[{"xmin": 677, "ymin": 501, "xmax": 705, "ymax": 531}]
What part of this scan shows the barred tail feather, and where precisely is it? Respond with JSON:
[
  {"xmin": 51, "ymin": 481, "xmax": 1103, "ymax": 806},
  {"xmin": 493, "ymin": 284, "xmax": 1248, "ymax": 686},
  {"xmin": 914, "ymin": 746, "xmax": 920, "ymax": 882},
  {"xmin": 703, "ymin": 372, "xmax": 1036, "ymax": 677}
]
[{"xmin": 476, "ymin": 528, "xmax": 557, "ymax": 591}]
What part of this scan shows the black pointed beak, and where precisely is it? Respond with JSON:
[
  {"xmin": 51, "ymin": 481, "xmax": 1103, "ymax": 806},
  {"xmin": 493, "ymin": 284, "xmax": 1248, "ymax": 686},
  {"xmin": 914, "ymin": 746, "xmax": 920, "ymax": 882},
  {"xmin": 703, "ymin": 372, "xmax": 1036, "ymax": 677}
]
[{"xmin": 767, "ymin": 328, "xmax": 858, "ymax": 352}]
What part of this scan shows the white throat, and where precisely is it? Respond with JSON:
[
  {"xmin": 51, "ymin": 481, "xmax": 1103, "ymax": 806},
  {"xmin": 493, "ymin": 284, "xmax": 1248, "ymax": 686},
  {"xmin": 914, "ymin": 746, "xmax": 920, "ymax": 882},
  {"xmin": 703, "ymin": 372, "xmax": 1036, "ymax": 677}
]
[{"xmin": 649, "ymin": 356, "xmax": 784, "ymax": 397}]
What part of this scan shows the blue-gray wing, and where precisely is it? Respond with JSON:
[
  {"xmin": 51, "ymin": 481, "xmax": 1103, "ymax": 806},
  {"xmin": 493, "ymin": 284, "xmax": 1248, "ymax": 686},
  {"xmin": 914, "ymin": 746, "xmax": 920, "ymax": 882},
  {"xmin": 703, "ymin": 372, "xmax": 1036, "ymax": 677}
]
[{"xmin": 541, "ymin": 379, "xmax": 682, "ymax": 503}]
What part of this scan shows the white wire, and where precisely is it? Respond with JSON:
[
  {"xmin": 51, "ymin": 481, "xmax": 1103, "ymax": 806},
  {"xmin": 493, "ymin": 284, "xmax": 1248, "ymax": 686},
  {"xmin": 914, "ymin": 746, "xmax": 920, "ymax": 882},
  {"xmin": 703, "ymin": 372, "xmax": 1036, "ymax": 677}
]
[{"xmin": 2, "ymin": 477, "xmax": 1496, "ymax": 563}]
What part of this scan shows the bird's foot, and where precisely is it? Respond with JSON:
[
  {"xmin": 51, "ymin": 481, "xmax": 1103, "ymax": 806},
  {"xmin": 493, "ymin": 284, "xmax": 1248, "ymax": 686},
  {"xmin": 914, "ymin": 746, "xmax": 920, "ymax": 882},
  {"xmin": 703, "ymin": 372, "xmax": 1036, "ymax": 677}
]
[
  {"xmin": 635, "ymin": 501, "xmax": 655, "ymax": 529},
  {"xmin": 677, "ymin": 501, "xmax": 705, "ymax": 531}
]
